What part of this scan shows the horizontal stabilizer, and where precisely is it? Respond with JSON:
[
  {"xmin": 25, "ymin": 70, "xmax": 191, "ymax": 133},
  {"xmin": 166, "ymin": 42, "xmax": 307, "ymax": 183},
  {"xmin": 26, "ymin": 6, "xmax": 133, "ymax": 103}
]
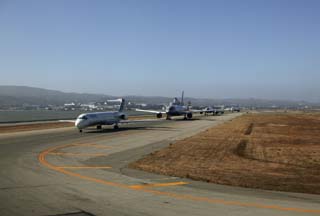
[{"xmin": 107, "ymin": 98, "xmax": 123, "ymax": 103}]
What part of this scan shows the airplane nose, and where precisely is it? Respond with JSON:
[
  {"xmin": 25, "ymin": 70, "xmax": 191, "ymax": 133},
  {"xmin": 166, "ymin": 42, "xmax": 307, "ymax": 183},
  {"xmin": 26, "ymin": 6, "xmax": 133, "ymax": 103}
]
[{"xmin": 75, "ymin": 119, "xmax": 81, "ymax": 128}]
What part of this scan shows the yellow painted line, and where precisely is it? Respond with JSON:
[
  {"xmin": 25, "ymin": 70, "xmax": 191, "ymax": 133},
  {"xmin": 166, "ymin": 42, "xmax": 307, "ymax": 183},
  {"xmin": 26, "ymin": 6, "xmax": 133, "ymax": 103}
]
[
  {"xmin": 56, "ymin": 166, "xmax": 112, "ymax": 169},
  {"xmin": 67, "ymin": 143, "xmax": 112, "ymax": 149},
  {"xmin": 90, "ymin": 145, "xmax": 113, "ymax": 149},
  {"xmin": 39, "ymin": 144, "xmax": 128, "ymax": 189},
  {"xmin": 139, "ymin": 188, "xmax": 320, "ymax": 214},
  {"xmin": 48, "ymin": 152, "xmax": 106, "ymax": 157},
  {"xmin": 130, "ymin": 181, "xmax": 188, "ymax": 189},
  {"xmin": 38, "ymin": 143, "xmax": 320, "ymax": 214}
]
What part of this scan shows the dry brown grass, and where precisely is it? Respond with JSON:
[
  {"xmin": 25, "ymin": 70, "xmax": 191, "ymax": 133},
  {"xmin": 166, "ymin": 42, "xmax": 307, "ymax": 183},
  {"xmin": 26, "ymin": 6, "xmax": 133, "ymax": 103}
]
[{"xmin": 130, "ymin": 113, "xmax": 320, "ymax": 194}]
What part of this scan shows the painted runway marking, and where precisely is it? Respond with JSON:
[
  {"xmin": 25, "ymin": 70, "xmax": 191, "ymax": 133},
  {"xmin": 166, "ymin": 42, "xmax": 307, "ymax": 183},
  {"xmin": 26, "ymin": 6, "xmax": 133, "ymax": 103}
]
[
  {"xmin": 130, "ymin": 181, "xmax": 188, "ymax": 189},
  {"xmin": 48, "ymin": 152, "xmax": 107, "ymax": 157},
  {"xmin": 65, "ymin": 143, "xmax": 112, "ymax": 149},
  {"xmin": 38, "ymin": 143, "xmax": 320, "ymax": 214},
  {"xmin": 56, "ymin": 166, "xmax": 112, "ymax": 169}
]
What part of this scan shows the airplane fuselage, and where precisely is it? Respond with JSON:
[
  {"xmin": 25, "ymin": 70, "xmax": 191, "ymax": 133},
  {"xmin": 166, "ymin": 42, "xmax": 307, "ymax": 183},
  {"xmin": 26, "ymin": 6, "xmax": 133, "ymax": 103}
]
[
  {"xmin": 166, "ymin": 105, "xmax": 192, "ymax": 119},
  {"xmin": 135, "ymin": 91, "xmax": 194, "ymax": 120},
  {"xmin": 75, "ymin": 111, "xmax": 127, "ymax": 130},
  {"xmin": 166, "ymin": 105, "xmax": 189, "ymax": 116}
]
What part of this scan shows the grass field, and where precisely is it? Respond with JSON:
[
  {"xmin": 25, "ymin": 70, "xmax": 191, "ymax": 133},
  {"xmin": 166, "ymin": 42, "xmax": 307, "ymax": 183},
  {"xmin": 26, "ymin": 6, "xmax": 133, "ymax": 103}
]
[{"xmin": 130, "ymin": 112, "xmax": 320, "ymax": 194}]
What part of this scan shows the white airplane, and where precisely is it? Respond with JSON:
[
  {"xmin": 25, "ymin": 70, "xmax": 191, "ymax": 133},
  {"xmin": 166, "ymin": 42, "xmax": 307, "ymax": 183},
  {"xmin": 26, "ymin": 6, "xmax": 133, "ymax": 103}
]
[
  {"xmin": 200, "ymin": 106, "xmax": 216, "ymax": 116},
  {"xmin": 136, "ymin": 91, "xmax": 202, "ymax": 120},
  {"xmin": 200, "ymin": 106, "xmax": 225, "ymax": 116},
  {"xmin": 68, "ymin": 99, "xmax": 160, "ymax": 132}
]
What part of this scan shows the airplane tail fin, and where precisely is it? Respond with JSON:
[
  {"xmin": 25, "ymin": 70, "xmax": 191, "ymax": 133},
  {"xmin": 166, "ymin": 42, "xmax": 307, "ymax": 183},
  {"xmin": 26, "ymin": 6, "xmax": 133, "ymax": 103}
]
[
  {"xmin": 181, "ymin": 91, "xmax": 184, "ymax": 105},
  {"xmin": 107, "ymin": 98, "xmax": 125, "ymax": 112},
  {"xmin": 119, "ymin": 98, "xmax": 125, "ymax": 112}
]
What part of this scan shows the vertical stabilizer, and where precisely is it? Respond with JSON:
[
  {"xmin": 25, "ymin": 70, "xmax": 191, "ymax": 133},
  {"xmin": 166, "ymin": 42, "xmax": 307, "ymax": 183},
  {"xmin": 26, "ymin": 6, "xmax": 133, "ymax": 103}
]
[
  {"xmin": 107, "ymin": 98, "xmax": 125, "ymax": 112},
  {"xmin": 119, "ymin": 98, "xmax": 125, "ymax": 112},
  {"xmin": 181, "ymin": 91, "xmax": 184, "ymax": 105}
]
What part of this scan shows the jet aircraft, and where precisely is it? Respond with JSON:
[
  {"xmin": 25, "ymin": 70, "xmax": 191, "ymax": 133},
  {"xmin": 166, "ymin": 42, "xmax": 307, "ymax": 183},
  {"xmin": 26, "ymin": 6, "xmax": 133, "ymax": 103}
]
[
  {"xmin": 64, "ymin": 99, "xmax": 160, "ymax": 132},
  {"xmin": 136, "ymin": 91, "xmax": 202, "ymax": 120}
]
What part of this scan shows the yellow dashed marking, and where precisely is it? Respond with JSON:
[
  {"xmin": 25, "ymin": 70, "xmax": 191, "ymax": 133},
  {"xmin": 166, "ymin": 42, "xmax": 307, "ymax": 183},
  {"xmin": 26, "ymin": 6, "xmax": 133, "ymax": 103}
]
[
  {"xmin": 130, "ymin": 181, "xmax": 188, "ymax": 189},
  {"xmin": 48, "ymin": 152, "xmax": 107, "ymax": 157},
  {"xmin": 39, "ymin": 143, "xmax": 320, "ymax": 214},
  {"xmin": 68, "ymin": 143, "xmax": 112, "ymax": 149},
  {"xmin": 56, "ymin": 166, "xmax": 112, "ymax": 169}
]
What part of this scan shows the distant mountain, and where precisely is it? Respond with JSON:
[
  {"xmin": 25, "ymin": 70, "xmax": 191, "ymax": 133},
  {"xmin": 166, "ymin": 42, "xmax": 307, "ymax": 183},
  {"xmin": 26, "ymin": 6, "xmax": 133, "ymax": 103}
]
[
  {"xmin": 0, "ymin": 86, "xmax": 113, "ymax": 106},
  {"xmin": 0, "ymin": 85, "xmax": 318, "ymax": 108}
]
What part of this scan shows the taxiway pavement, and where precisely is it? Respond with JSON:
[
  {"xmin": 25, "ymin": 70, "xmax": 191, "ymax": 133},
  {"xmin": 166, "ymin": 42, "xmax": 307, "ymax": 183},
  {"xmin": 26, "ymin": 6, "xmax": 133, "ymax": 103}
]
[{"xmin": 0, "ymin": 113, "xmax": 319, "ymax": 216}]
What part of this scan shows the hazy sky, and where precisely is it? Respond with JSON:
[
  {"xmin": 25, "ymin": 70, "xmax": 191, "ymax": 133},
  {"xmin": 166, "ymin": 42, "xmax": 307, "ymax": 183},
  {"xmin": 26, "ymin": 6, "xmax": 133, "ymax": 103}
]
[{"xmin": 0, "ymin": 0, "xmax": 319, "ymax": 102}]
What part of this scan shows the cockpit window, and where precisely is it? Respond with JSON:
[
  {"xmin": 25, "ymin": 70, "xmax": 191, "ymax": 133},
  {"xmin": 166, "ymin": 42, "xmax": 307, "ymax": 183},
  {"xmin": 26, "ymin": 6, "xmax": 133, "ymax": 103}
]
[{"xmin": 79, "ymin": 115, "xmax": 88, "ymax": 120}]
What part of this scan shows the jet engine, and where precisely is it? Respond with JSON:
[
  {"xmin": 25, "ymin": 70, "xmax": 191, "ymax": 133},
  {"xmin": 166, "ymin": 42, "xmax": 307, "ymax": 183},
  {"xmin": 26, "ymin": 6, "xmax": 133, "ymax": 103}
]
[
  {"xmin": 187, "ymin": 113, "xmax": 193, "ymax": 119},
  {"xmin": 156, "ymin": 113, "xmax": 163, "ymax": 118},
  {"xmin": 119, "ymin": 114, "xmax": 127, "ymax": 120}
]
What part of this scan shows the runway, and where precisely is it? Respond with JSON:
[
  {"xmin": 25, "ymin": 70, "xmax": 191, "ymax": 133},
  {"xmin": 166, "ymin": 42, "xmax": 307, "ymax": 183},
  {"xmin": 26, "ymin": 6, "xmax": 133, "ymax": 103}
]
[{"xmin": 0, "ymin": 113, "xmax": 319, "ymax": 216}]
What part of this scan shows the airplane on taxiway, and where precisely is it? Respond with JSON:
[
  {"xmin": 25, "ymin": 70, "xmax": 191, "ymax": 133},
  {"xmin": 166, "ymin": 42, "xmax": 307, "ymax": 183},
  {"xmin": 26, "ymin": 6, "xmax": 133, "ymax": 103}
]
[
  {"xmin": 200, "ymin": 106, "xmax": 225, "ymax": 116},
  {"xmin": 136, "ymin": 91, "xmax": 203, "ymax": 120},
  {"xmin": 62, "ymin": 99, "xmax": 161, "ymax": 133}
]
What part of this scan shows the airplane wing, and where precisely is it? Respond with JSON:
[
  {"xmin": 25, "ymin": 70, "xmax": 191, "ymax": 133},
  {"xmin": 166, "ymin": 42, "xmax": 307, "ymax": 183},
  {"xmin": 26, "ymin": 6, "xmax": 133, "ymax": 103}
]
[
  {"xmin": 135, "ymin": 109, "xmax": 166, "ymax": 114},
  {"xmin": 58, "ymin": 120, "xmax": 76, "ymax": 123},
  {"xmin": 119, "ymin": 119, "xmax": 165, "ymax": 124},
  {"xmin": 189, "ymin": 109, "xmax": 205, "ymax": 113}
]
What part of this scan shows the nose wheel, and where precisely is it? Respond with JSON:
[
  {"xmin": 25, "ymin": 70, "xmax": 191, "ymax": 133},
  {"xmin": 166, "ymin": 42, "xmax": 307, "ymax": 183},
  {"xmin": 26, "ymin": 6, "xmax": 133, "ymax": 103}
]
[{"xmin": 113, "ymin": 124, "xmax": 119, "ymax": 129}]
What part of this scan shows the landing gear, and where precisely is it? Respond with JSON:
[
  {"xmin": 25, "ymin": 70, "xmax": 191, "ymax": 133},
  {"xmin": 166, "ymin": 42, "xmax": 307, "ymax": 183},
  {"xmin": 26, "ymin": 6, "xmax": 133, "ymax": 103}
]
[
  {"xmin": 183, "ymin": 114, "xmax": 188, "ymax": 120},
  {"xmin": 97, "ymin": 125, "xmax": 102, "ymax": 130},
  {"xmin": 186, "ymin": 113, "xmax": 193, "ymax": 120},
  {"xmin": 113, "ymin": 124, "xmax": 119, "ymax": 129},
  {"xmin": 79, "ymin": 129, "xmax": 82, "ymax": 133},
  {"xmin": 166, "ymin": 115, "xmax": 171, "ymax": 120}
]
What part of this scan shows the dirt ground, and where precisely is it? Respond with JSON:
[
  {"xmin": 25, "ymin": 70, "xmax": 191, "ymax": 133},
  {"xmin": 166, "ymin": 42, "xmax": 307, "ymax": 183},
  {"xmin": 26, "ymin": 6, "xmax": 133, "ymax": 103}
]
[
  {"xmin": 0, "ymin": 115, "xmax": 155, "ymax": 133},
  {"xmin": 130, "ymin": 112, "xmax": 320, "ymax": 194}
]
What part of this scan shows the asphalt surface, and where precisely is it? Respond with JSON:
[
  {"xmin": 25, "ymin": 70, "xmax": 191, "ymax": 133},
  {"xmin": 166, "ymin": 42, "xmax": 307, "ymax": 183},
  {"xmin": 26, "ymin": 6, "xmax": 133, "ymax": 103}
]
[{"xmin": 0, "ymin": 113, "xmax": 319, "ymax": 216}]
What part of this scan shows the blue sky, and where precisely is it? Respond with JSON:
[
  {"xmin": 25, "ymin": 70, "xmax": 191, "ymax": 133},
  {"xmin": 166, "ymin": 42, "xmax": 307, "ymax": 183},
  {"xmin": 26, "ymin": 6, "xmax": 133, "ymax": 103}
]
[{"xmin": 0, "ymin": 0, "xmax": 319, "ymax": 101}]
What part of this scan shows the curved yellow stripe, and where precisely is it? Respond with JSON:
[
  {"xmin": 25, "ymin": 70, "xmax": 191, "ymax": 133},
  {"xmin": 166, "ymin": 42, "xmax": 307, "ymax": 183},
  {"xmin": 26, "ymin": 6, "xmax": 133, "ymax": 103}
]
[{"xmin": 38, "ymin": 143, "xmax": 320, "ymax": 214}]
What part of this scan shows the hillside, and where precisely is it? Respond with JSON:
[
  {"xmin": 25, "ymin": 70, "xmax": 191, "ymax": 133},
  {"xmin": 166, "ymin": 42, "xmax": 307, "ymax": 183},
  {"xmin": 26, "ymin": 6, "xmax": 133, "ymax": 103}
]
[
  {"xmin": 0, "ymin": 85, "xmax": 317, "ymax": 108},
  {"xmin": 0, "ymin": 86, "xmax": 113, "ymax": 106}
]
